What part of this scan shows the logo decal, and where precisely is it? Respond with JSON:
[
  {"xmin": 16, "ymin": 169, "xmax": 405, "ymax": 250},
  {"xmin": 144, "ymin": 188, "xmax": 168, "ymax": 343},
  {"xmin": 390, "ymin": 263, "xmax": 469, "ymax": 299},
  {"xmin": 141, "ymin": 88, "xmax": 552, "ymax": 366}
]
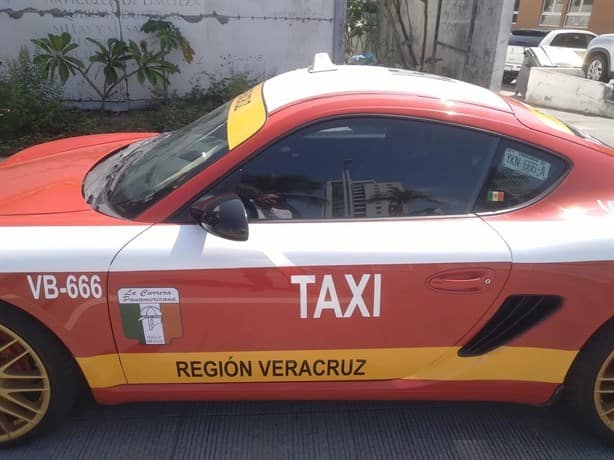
[{"xmin": 118, "ymin": 288, "xmax": 183, "ymax": 345}]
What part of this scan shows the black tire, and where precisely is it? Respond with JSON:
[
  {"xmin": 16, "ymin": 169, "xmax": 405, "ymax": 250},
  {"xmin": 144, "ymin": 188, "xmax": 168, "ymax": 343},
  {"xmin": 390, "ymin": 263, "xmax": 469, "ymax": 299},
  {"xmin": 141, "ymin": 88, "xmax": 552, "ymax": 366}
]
[
  {"xmin": 566, "ymin": 320, "xmax": 614, "ymax": 444},
  {"xmin": 0, "ymin": 304, "xmax": 81, "ymax": 448},
  {"xmin": 585, "ymin": 54, "xmax": 609, "ymax": 83}
]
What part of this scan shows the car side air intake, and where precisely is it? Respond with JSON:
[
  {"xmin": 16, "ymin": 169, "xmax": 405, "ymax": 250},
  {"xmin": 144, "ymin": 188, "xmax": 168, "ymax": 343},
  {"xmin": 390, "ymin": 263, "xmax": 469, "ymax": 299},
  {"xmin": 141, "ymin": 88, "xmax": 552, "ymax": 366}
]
[{"xmin": 458, "ymin": 295, "xmax": 562, "ymax": 357}]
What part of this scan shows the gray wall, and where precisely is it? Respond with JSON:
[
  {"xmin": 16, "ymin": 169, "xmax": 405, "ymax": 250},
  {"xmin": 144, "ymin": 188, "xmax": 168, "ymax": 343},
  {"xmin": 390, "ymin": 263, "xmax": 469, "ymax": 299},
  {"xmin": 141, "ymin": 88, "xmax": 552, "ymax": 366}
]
[
  {"xmin": 372, "ymin": 0, "xmax": 514, "ymax": 89},
  {"xmin": 0, "ymin": 0, "xmax": 343, "ymax": 105}
]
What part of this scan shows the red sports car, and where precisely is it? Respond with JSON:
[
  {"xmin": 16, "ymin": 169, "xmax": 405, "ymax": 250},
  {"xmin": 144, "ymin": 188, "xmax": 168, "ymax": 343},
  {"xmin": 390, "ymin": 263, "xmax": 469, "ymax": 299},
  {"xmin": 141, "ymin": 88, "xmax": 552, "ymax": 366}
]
[{"xmin": 1, "ymin": 54, "xmax": 614, "ymax": 446}]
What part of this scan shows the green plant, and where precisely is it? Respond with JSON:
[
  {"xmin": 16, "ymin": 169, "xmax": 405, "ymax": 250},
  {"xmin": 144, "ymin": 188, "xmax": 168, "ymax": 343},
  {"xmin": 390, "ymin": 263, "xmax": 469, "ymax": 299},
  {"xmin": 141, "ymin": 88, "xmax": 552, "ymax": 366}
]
[
  {"xmin": 0, "ymin": 48, "xmax": 62, "ymax": 139},
  {"xmin": 140, "ymin": 19, "xmax": 194, "ymax": 63},
  {"xmin": 140, "ymin": 19, "xmax": 194, "ymax": 97},
  {"xmin": 346, "ymin": 0, "xmax": 378, "ymax": 59},
  {"xmin": 204, "ymin": 73, "xmax": 256, "ymax": 106},
  {"xmin": 31, "ymin": 21, "xmax": 193, "ymax": 108},
  {"xmin": 143, "ymin": 74, "xmax": 256, "ymax": 131}
]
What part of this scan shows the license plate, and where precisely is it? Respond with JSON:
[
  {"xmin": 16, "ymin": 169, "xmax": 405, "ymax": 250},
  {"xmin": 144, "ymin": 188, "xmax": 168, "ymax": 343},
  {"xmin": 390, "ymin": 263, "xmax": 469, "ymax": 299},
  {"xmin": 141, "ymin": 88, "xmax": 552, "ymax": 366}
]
[{"xmin": 502, "ymin": 148, "xmax": 551, "ymax": 181}]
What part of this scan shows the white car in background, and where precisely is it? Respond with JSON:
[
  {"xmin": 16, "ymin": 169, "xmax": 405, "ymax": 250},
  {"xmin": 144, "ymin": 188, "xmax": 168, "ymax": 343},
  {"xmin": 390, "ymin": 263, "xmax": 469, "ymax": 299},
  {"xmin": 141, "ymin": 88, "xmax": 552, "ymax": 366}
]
[
  {"xmin": 504, "ymin": 29, "xmax": 596, "ymax": 83},
  {"xmin": 583, "ymin": 34, "xmax": 614, "ymax": 82}
]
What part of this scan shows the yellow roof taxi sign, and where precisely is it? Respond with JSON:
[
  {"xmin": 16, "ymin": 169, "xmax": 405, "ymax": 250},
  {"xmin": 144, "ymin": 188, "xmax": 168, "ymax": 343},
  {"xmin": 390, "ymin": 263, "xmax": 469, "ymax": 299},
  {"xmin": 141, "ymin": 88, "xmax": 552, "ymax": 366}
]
[{"xmin": 227, "ymin": 83, "xmax": 267, "ymax": 149}]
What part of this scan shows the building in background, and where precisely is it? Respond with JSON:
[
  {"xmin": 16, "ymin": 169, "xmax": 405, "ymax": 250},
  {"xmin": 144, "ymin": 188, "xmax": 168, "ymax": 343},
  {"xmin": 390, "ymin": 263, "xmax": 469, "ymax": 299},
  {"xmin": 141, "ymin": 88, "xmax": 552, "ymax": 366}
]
[
  {"xmin": 513, "ymin": 0, "xmax": 614, "ymax": 35},
  {"xmin": 324, "ymin": 161, "xmax": 406, "ymax": 218}
]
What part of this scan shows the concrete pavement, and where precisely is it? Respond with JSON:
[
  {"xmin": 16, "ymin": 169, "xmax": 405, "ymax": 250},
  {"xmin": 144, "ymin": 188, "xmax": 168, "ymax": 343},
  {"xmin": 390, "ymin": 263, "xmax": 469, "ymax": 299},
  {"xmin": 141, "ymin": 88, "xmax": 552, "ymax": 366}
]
[
  {"xmin": 538, "ymin": 108, "xmax": 614, "ymax": 147},
  {"xmin": 4, "ymin": 399, "xmax": 614, "ymax": 459},
  {"xmin": 501, "ymin": 83, "xmax": 614, "ymax": 147}
]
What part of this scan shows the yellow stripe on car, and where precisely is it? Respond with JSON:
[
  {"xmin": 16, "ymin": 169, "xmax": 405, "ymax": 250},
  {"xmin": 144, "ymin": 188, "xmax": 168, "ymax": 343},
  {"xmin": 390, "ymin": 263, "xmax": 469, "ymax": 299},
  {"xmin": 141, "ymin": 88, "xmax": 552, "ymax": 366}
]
[
  {"xmin": 77, "ymin": 346, "xmax": 577, "ymax": 388},
  {"xmin": 77, "ymin": 354, "xmax": 127, "ymax": 388},
  {"xmin": 227, "ymin": 83, "xmax": 267, "ymax": 149},
  {"xmin": 528, "ymin": 106, "xmax": 573, "ymax": 135}
]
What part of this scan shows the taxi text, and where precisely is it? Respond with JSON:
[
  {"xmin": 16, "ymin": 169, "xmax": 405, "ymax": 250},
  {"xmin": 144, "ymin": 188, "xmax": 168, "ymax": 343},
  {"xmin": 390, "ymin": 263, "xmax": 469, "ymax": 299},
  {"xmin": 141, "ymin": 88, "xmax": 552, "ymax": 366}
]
[{"xmin": 291, "ymin": 274, "xmax": 382, "ymax": 319}]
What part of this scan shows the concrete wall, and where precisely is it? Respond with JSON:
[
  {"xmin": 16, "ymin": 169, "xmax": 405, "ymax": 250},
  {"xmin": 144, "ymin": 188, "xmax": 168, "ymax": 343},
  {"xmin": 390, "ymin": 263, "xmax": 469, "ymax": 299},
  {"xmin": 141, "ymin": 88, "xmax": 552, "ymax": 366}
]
[
  {"xmin": 0, "ymin": 0, "xmax": 342, "ymax": 105},
  {"xmin": 373, "ymin": 0, "xmax": 514, "ymax": 89},
  {"xmin": 525, "ymin": 67, "xmax": 614, "ymax": 118}
]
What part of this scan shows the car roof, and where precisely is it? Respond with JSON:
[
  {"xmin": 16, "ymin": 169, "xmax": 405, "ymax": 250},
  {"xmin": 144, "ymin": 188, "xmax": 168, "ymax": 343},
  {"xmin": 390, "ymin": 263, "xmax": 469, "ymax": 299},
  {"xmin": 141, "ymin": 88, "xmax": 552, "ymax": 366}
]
[{"xmin": 262, "ymin": 57, "xmax": 512, "ymax": 114}]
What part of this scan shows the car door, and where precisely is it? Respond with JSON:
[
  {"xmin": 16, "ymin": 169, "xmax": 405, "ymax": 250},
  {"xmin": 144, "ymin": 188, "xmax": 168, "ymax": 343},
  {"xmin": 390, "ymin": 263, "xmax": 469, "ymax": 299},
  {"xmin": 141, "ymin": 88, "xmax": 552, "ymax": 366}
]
[{"xmin": 107, "ymin": 116, "xmax": 512, "ymax": 385}]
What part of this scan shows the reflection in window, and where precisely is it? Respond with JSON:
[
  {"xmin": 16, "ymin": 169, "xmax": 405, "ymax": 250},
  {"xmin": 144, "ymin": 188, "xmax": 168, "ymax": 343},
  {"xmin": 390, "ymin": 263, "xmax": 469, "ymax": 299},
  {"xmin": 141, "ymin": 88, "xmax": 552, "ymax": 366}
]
[
  {"xmin": 218, "ymin": 118, "xmax": 499, "ymax": 221},
  {"xmin": 540, "ymin": 0, "xmax": 565, "ymax": 26},
  {"xmin": 564, "ymin": 0, "xmax": 593, "ymax": 28},
  {"xmin": 513, "ymin": 0, "xmax": 520, "ymax": 24}
]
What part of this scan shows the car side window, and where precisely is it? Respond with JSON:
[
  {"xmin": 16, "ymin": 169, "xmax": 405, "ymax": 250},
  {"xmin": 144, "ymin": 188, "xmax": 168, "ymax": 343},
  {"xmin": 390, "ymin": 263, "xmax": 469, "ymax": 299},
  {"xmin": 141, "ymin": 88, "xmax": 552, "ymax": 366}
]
[
  {"xmin": 550, "ymin": 33, "xmax": 592, "ymax": 48},
  {"xmin": 207, "ymin": 117, "xmax": 500, "ymax": 221},
  {"xmin": 474, "ymin": 140, "xmax": 568, "ymax": 213}
]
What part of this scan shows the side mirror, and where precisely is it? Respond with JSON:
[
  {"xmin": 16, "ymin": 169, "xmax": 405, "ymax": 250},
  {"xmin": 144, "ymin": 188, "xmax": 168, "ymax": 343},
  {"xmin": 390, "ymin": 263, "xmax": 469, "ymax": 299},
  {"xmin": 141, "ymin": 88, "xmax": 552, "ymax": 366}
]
[{"xmin": 189, "ymin": 194, "xmax": 249, "ymax": 241}]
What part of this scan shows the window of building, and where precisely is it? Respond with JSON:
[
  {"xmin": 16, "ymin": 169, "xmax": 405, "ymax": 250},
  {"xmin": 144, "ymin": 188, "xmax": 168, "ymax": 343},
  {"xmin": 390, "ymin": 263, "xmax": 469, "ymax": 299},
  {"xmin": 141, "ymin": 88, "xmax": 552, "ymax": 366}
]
[
  {"xmin": 540, "ymin": 0, "xmax": 566, "ymax": 26},
  {"xmin": 564, "ymin": 0, "xmax": 593, "ymax": 28},
  {"xmin": 474, "ymin": 140, "xmax": 568, "ymax": 213},
  {"xmin": 513, "ymin": 0, "xmax": 520, "ymax": 24},
  {"xmin": 207, "ymin": 118, "xmax": 500, "ymax": 221}
]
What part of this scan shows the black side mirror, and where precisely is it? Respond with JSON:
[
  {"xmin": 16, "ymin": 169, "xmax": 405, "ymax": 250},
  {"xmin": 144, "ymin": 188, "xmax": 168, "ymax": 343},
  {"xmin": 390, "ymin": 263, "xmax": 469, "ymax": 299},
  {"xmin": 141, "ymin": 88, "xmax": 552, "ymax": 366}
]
[{"xmin": 189, "ymin": 194, "xmax": 249, "ymax": 241}]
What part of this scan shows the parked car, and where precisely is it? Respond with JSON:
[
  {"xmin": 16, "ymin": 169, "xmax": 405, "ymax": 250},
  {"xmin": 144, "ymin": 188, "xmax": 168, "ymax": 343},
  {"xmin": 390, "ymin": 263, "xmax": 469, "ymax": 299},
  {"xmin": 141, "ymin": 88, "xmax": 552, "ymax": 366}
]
[
  {"xmin": 584, "ymin": 33, "xmax": 614, "ymax": 82},
  {"xmin": 504, "ymin": 28, "xmax": 596, "ymax": 83},
  {"xmin": 1, "ymin": 54, "xmax": 614, "ymax": 447}
]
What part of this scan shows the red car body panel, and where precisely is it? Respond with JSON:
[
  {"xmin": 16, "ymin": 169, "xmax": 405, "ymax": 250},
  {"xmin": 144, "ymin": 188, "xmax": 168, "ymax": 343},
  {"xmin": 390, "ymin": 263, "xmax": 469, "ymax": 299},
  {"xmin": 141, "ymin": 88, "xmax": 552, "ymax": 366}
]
[
  {"xmin": 1, "ymin": 82, "xmax": 613, "ymax": 408},
  {"xmin": 0, "ymin": 133, "xmax": 155, "ymax": 218}
]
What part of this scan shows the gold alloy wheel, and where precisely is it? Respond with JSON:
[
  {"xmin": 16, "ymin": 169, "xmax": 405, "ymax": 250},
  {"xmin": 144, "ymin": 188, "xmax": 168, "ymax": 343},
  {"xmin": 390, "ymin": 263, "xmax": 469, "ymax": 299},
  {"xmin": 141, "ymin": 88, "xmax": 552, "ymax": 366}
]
[
  {"xmin": 0, "ymin": 324, "xmax": 50, "ymax": 443},
  {"xmin": 595, "ymin": 350, "xmax": 614, "ymax": 431}
]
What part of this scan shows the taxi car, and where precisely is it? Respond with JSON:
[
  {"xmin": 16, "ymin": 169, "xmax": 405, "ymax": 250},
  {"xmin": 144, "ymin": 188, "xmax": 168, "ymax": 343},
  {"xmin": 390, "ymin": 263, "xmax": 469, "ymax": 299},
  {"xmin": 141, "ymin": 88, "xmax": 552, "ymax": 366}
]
[{"xmin": 1, "ymin": 54, "xmax": 614, "ymax": 446}]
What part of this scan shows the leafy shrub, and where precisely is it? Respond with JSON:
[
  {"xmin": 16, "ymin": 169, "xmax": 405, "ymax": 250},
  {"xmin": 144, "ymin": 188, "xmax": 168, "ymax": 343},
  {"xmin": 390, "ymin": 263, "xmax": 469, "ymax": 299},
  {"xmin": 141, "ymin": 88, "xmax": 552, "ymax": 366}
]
[
  {"xmin": 204, "ymin": 73, "xmax": 256, "ymax": 106},
  {"xmin": 144, "ymin": 73, "xmax": 257, "ymax": 131},
  {"xmin": 0, "ymin": 48, "xmax": 63, "ymax": 137}
]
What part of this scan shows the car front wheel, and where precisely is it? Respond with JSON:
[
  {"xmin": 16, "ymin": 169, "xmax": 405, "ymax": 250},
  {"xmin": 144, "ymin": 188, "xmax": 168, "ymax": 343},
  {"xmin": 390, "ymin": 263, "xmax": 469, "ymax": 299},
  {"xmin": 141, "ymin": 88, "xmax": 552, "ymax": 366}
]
[
  {"xmin": 566, "ymin": 321, "xmax": 614, "ymax": 444},
  {"xmin": 0, "ymin": 305, "xmax": 79, "ymax": 448},
  {"xmin": 585, "ymin": 54, "xmax": 609, "ymax": 82}
]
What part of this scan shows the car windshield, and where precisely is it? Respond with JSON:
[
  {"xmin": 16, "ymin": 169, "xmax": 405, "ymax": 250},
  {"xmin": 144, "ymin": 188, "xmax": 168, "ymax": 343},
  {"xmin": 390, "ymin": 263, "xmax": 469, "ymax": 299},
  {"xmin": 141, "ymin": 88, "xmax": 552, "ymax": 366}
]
[{"xmin": 107, "ymin": 102, "xmax": 231, "ymax": 218}]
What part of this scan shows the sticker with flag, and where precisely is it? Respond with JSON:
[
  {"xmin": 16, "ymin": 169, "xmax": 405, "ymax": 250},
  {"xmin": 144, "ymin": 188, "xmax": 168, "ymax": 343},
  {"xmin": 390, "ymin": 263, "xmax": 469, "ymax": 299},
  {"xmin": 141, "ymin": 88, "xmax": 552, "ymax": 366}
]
[
  {"xmin": 487, "ymin": 191, "xmax": 505, "ymax": 202},
  {"xmin": 118, "ymin": 288, "xmax": 183, "ymax": 345}
]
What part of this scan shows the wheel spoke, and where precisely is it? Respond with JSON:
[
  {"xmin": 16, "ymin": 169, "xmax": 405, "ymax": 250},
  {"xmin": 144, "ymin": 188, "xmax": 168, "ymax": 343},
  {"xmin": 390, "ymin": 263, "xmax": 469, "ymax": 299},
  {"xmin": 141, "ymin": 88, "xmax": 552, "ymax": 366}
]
[
  {"xmin": 0, "ymin": 350, "xmax": 29, "ymax": 373},
  {"xmin": 599, "ymin": 406, "xmax": 614, "ymax": 418},
  {"xmin": 0, "ymin": 338, "xmax": 18, "ymax": 354},
  {"xmin": 0, "ymin": 393, "xmax": 41, "ymax": 415},
  {"xmin": 0, "ymin": 370, "xmax": 45, "ymax": 380},
  {"xmin": 0, "ymin": 397, "xmax": 34, "ymax": 423},
  {"xmin": 2, "ymin": 381, "xmax": 48, "ymax": 392},
  {"xmin": 0, "ymin": 413, "xmax": 11, "ymax": 436}
]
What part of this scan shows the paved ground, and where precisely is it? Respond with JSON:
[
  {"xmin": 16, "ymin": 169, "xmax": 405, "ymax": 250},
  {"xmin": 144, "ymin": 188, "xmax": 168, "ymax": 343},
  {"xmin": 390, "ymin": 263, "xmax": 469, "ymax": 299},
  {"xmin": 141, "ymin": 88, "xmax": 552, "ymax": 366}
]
[
  {"xmin": 4, "ymin": 399, "xmax": 614, "ymax": 459},
  {"xmin": 501, "ymin": 83, "xmax": 614, "ymax": 147},
  {"xmin": 537, "ymin": 108, "xmax": 614, "ymax": 147}
]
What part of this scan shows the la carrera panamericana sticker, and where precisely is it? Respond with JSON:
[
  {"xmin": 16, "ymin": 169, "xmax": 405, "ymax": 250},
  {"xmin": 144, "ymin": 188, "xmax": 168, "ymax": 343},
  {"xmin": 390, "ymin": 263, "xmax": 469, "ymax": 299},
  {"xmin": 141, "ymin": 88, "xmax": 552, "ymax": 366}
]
[{"xmin": 118, "ymin": 288, "xmax": 183, "ymax": 345}]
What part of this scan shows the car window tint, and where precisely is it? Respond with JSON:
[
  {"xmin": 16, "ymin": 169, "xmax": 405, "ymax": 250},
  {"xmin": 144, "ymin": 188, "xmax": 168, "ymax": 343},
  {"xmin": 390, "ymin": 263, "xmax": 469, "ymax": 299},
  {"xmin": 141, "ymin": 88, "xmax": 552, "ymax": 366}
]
[
  {"xmin": 210, "ymin": 118, "xmax": 499, "ymax": 221},
  {"xmin": 474, "ymin": 140, "xmax": 568, "ymax": 213},
  {"xmin": 550, "ymin": 33, "xmax": 592, "ymax": 48}
]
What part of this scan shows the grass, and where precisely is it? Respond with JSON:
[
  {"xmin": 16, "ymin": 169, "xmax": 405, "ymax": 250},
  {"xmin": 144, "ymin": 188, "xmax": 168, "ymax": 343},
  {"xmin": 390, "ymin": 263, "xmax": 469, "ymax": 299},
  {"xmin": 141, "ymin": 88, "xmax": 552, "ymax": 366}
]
[{"xmin": 0, "ymin": 97, "xmax": 219, "ymax": 157}]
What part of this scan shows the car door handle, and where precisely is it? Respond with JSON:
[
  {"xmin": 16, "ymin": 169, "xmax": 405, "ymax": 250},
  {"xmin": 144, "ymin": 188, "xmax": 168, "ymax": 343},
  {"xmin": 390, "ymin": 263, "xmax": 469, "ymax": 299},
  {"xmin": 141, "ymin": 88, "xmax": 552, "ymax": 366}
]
[{"xmin": 427, "ymin": 269, "xmax": 495, "ymax": 294}]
